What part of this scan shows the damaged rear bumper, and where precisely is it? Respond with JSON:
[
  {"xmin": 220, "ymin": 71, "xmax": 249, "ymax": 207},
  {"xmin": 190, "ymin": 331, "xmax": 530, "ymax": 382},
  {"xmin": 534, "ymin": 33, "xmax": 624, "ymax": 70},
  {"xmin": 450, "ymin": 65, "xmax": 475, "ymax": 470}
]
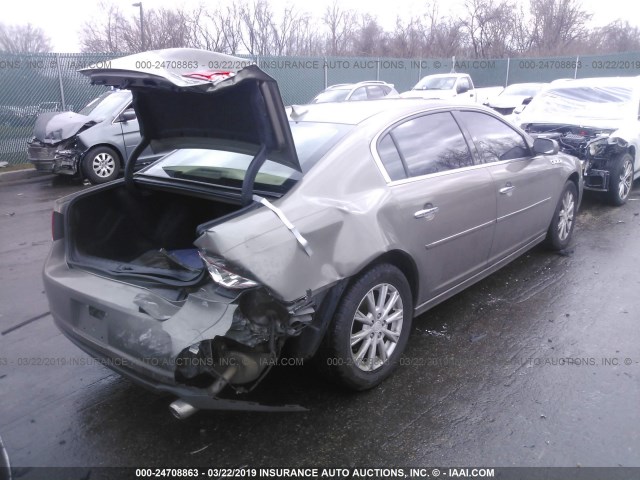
[
  {"xmin": 58, "ymin": 322, "xmax": 304, "ymax": 412},
  {"xmin": 44, "ymin": 242, "xmax": 305, "ymax": 412}
]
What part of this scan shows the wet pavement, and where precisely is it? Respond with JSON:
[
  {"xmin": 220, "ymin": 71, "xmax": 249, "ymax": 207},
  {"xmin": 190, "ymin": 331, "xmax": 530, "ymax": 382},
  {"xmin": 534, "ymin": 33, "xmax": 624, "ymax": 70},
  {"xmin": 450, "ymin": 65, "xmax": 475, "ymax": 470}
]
[{"xmin": 0, "ymin": 172, "xmax": 639, "ymax": 476}]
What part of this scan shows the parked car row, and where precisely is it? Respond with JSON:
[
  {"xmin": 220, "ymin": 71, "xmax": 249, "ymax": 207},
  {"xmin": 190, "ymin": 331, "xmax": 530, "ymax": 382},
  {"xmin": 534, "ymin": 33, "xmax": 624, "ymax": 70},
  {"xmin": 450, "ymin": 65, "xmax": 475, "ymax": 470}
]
[
  {"xmin": 1, "ymin": 102, "xmax": 65, "ymax": 126},
  {"xmin": 43, "ymin": 48, "xmax": 584, "ymax": 418}
]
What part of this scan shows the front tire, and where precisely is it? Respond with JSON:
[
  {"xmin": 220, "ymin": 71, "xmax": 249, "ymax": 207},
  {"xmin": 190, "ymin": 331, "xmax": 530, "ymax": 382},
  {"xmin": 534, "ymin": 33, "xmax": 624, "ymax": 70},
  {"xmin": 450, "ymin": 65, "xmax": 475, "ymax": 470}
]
[
  {"xmin": 319, "ymin": 263, "xmax": 413, "ymax": 391},
  {"xmin": 608, "ymin": 152, "xmax": 634, "ymax": 206},
  {"xmin": 545, "ymin": 180, "xmax": 577, "ymax": 251},
  {"xmin": 82, "ymin": 146, "xmax": 121, "ymax": 184}
]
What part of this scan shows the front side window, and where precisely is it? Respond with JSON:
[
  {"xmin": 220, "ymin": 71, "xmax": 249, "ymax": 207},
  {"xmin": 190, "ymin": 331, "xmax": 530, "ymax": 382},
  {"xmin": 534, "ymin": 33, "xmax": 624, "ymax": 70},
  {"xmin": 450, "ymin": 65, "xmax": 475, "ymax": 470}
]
[
  {"xmin": 456, "ymin": 111, "xmax": 530, "ymax": 163},
  {"xmin": 457, "ymin": 78, "xmax": 470, "ymax": 93},
  {"xmin": 390, "ymin": 112, "xmax": 473, "ymax": 177}
]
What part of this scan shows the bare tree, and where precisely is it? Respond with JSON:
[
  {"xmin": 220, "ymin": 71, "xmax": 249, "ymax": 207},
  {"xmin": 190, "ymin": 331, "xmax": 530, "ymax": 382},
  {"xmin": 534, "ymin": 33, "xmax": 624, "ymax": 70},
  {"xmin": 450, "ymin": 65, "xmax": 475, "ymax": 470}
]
[
  {"xmin": 323, "ymin": 1, "xmax": 358, "ymax": 55},
  {"xmin": 80, "ymin": 2, "xmax": 194, "ymax": 53},
  {"xmin": 352, "ymin": 14, "xmax": 388, "ymax": 56},
  {"xmin": 272, "ymin": 5, "xmax": 305, "ymax": 56},
  {"xmin": 75, "ymin": 0, "xmax": 635, "ymax": 58},
  {"xmin": 238, "ymin": 0, "xmax": 277, "ymax": 56},
  {"xmin": 80, "ymin": 2, "xmax": 128, "ymax": 53},
  {"xmin": 211, "ymin": 3, "xmax": 244, "ymax": 54},
  {"xmin": 589, "ymin": 21, "xmax": 640, "ymax": 54},
  {"xmin": 422, "ymin": 4, "xmax": 467, "ymax": 58},
  {"xmin": 388, "ymin": 17, "xmax": 422, "ymax": 58},
  {"xmin": 528, "ymin": 0, "xmax": 592, "ymax": 54},
  {"xmin": 0, "ymin": 23, "xmax": 52, "ymax": 53},
  {"xmin": 185, "ymin": 5, "xmax": 227, "ymax": 52},
  {"xmin": 461, "ymin": 0, "xmax": 517, "ymax": 58}
]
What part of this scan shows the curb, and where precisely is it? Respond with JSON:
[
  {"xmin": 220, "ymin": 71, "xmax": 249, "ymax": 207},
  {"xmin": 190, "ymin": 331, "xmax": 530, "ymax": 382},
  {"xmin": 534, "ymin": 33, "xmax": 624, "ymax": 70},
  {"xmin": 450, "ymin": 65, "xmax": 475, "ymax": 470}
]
[{"xmin": 0, "ymin": 167, "xmax": 50, "ymax": 183}]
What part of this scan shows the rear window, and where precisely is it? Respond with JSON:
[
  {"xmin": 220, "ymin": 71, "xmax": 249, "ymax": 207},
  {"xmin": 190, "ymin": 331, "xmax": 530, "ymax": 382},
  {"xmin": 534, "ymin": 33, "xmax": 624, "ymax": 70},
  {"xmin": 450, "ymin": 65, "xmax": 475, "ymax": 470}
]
[{"xmin": 141, "ymin": 121, "xmax": 352, "ymax": 194}]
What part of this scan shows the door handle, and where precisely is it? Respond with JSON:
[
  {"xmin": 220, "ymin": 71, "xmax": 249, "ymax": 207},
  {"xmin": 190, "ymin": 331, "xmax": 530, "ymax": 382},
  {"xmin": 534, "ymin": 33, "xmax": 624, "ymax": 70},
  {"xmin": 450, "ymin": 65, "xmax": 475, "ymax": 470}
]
[
  {"xmin": 499, "ymin": 184, "xmax": 515, "ymax": 195},
  {"xmin": 414, "ymin": 205, "xmax": 439, "ymax": 220}
]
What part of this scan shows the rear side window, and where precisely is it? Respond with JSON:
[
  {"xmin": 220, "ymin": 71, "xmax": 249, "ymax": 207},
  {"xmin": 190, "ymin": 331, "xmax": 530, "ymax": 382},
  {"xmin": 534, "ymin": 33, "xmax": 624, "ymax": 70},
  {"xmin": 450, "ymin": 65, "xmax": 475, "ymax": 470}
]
[
  {"xmin": 377, "ymin": 133, "xmax": 407, "ymax": 181},
  {"xmin": 390, "ymin": 112, "xmax": 473, "ymax": 177},
  {"xmin": 456, "ymin": 111, "xmax": 530, "ymax": 163},
  {"xmin": 367, "ymin": 86, "xmax": 386, "ymax": 99}
]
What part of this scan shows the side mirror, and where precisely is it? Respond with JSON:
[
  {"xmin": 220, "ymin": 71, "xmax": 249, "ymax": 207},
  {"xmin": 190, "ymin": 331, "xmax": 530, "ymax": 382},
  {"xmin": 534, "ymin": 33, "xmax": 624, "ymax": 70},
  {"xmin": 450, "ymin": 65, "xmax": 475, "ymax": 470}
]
[
  {"xmin": 456, "ymin": 84, "xmax": 469, "ymax": 94},
  {"xmin": 532, "ymin": 137, "xmax": 559, "ymax": 155},
  {"xmin": 522, "ymin": 96, "xmax": 533, "ymax": 105},
  {"xmin": 117, "ymin": 109, "xmax": 136, "ymax": 122}
]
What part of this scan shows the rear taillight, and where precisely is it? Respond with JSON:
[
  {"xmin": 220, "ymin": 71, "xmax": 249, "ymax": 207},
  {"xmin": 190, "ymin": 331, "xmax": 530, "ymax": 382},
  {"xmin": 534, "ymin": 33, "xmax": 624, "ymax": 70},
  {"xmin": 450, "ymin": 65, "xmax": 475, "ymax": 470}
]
[{"xmin": 52, "ymin": 211, "xmax": 64, "ymax": 240}]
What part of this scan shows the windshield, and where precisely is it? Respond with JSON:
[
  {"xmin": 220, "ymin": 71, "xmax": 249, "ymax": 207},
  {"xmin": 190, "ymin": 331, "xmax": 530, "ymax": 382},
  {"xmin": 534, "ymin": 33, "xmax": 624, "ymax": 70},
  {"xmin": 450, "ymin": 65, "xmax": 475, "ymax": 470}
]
[
  {"xmin": 413, "ymin": 76, "xmax": 457, "ymax": 91},
  {"xmin": 312, "ymin": 88, "xmax": 351, "ymax": 103},
  {"xmin": 524, "ymin": 85, "xmax": 635, "ymax": 122},
  {"xmin": 502, "ymin": 84, "xmax": 543, "ymax": 97},
  {"xmin": 79, "ymin": 90, "xmax": 131, "ymax": 120},
  {"xmin": 141, "ymin": 121, "xmax": 353, "ymax": 194}
]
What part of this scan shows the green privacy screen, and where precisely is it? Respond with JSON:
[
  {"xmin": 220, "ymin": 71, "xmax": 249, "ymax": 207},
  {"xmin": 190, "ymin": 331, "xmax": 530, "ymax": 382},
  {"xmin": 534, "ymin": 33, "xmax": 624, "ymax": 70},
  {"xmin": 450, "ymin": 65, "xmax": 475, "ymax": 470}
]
[{"xmin": 1, "ymin": 51, "xmax": 639, "ymax": 165}]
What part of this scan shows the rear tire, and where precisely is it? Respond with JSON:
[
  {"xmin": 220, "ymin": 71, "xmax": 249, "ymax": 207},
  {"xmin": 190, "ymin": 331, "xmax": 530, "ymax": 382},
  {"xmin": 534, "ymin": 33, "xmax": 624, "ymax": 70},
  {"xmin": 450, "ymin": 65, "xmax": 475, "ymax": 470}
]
[
  {"xmin": 545, "ymin": 180, "xmax": 577, "ymax": 251},
  {"xmin": 82, "ymin": 146, "xmax": 121, "ymax": 184},
  {"xmin": 608, "ymin": 152, "xmax": 634, "ymax": 206},
  {"xmin": 318, "ymin": 263, "xmax": 413, "ymax": 391}
]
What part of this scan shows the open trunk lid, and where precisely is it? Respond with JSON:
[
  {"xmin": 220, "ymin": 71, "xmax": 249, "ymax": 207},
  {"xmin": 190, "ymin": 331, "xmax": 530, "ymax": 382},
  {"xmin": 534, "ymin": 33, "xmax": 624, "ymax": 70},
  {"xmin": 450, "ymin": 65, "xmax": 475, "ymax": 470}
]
[{"xmin": 80, "ymin": 48, "xmax": 300, "ymax": 175}]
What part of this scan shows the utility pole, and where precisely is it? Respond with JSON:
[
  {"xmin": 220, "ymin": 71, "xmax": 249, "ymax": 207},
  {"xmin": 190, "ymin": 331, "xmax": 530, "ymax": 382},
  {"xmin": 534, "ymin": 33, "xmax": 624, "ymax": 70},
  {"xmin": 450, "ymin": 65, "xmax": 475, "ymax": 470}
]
[{"xmin": 132, "ymin": 2, "xmax": 144, "ymax": 51}]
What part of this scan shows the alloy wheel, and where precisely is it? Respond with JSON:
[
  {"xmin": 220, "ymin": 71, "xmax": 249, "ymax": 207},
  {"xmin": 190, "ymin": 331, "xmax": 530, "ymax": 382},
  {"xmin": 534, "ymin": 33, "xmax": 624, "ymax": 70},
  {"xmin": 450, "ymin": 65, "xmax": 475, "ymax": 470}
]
[{"xmin": 350, "ymin": 283, "xmax": 404, "ymax": 372}]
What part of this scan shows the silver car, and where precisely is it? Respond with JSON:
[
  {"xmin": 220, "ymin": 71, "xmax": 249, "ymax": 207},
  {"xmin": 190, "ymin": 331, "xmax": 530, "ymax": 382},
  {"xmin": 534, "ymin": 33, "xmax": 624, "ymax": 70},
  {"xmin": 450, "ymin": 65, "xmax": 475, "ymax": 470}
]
[
  {"xmin": 27, "ymin": 90, "xmax": 162, "ymax": 184},
  {"xmin": 44, "ymin": 48, "xmax": 583, "ymax": 418}
]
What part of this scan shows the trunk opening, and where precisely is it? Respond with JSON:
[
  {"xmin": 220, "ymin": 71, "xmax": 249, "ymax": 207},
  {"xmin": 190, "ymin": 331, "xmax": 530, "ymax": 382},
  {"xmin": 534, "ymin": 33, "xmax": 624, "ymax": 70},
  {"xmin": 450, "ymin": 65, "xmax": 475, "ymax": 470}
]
[{"xmin": 66, "ymin": 183, "xmax": 245, "ymax": 284}]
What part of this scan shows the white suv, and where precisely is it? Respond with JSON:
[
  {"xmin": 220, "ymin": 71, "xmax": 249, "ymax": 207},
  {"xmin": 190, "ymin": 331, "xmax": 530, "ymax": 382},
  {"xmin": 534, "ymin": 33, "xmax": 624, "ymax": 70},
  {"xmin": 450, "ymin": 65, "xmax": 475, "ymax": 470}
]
[{"xmin": 311, "ymin": 81, "xmax": 399, "ymax": 103}]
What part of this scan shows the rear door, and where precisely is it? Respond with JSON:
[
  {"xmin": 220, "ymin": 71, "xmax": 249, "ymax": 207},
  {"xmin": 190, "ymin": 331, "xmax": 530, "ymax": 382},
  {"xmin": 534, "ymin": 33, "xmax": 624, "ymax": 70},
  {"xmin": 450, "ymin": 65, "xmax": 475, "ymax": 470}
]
[
  {"xmin": 454, "ymin": 110, "xmax": 559, "ymax": 262},
  {"xmin": 376, "ymin": 111, "xmax": 497, "ymax": 302}
]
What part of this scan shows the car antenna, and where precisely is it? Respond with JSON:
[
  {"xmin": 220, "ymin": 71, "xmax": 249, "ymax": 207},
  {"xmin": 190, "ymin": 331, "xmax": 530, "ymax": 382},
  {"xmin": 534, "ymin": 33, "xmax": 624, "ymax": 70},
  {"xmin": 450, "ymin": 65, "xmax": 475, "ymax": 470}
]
[{"xmin": 289, "ymin": 105, "xmax": 308, "ymax": 120}]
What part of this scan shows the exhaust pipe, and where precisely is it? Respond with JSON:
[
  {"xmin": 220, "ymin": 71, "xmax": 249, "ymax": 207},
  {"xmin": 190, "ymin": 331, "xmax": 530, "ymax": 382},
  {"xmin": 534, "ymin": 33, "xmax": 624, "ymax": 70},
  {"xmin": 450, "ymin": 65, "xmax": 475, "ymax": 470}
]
[
  {"xmin": 169, "ymin": 365, "xmax": 238, "ymax": 420},
  {"xmin": 169, "ymin": 399, "xmax": 198, "ymax": 420}
]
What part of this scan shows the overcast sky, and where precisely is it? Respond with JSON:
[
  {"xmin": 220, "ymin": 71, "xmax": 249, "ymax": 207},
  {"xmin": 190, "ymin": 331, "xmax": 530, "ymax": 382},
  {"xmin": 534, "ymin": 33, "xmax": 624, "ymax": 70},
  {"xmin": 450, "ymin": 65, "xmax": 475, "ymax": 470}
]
[{"xmin": 3, "ymin": 0, "xmax": 638, "ymax": 52}]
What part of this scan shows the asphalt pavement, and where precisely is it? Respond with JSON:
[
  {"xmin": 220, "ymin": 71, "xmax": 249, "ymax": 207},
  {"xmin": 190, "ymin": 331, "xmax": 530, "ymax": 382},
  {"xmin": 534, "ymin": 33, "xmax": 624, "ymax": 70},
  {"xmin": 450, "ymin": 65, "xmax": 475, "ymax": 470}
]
[{"xmin": 0, "ymin": 171, "xmax": 639, "ymax": 478}]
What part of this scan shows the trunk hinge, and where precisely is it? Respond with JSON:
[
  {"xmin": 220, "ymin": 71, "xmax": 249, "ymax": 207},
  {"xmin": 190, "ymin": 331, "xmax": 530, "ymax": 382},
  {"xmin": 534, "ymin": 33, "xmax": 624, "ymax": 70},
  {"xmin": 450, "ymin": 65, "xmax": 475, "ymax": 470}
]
[
  {"xmin": 124, "ymin": 137, "xmax": 150, "ymax": 190},
  {"xmin": 241, "ymin": 144, "xmax": 268, "ymax": 206}
]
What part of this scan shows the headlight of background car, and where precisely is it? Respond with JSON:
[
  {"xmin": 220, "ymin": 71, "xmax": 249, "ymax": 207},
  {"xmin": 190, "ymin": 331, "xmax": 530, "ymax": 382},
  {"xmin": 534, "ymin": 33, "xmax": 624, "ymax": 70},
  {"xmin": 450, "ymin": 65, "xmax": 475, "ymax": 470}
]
[
  {"xmin": 587, "ymin": 138, "xmax": 608, "ymax": 157},
  {"xmin": 198, "ymin": 251, "xmax": 259, "ymax": 289}
]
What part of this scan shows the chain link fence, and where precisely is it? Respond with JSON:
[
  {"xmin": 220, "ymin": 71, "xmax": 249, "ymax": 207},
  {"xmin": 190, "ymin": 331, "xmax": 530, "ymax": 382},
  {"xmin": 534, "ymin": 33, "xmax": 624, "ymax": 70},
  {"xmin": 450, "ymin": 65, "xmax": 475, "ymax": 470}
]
[{"xmin": 2, "ymin": 51, "xmax": 640, "ymax": 165}]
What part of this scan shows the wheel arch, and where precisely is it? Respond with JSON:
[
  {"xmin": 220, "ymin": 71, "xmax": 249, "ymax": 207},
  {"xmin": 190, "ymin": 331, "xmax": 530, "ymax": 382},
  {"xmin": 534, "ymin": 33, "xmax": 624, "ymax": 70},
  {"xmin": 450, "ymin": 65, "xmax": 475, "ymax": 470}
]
[
  {"xmin": 627, "ymin": 145, "xmax": 636, "ymax": 166},
  {"xmin": 567, "ymin": 171, "xmax": 581, "ymax": 205},
  {"xmin": 81, "ymin": 143, "xmax": 125, "ymax": 167},
  {"xmin": 362, "ymin": 249, "xmax": 420, "ymax": 306},
  {"xmin": 287, "ymin": 248, "xmax": 419, "ymax": 360}
]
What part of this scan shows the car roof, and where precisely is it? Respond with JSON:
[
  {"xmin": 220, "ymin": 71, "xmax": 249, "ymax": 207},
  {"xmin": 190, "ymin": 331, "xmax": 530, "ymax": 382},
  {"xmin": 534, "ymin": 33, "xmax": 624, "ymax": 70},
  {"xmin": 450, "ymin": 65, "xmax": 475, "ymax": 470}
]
[
  {"xmin": 547, "ymin": 76, "xmax": 640, "ymax": 88},
  {"xmin": 505, "ymin": 82, "xmax": 546, "ymax": 88},
  {"xmin": 326, "ymin": 80, "xmax": 393, "ymax": 91},
  {"xmin": 288, "ymin": 99, "xmax": 487, "ymax": 125},
  {"xmin": 421, "ymin": 73, "xmax": 468, "ymax": 79}
]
